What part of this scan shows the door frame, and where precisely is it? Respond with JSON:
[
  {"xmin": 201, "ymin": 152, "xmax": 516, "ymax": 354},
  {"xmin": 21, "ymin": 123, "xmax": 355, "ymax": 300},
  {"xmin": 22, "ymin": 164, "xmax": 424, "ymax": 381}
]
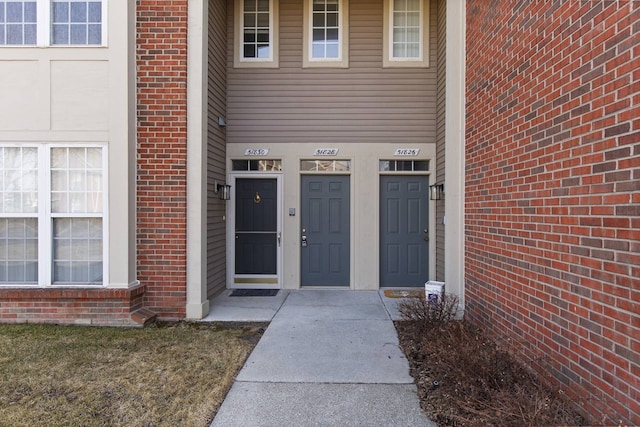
[{"xmin": 226, "ymin": 173, "xmax": 283, "ymax": 289}]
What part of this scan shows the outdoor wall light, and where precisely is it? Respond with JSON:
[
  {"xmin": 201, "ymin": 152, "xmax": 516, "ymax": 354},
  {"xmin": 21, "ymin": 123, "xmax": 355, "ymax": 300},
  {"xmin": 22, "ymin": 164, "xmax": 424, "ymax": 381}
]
[
  {"xmin": 430, "ymin": 183, "xmax": 444, "ymax": 201},
  {"xmin": 216, "ymin": 182, "xmax": 231, "ymax": 201}
]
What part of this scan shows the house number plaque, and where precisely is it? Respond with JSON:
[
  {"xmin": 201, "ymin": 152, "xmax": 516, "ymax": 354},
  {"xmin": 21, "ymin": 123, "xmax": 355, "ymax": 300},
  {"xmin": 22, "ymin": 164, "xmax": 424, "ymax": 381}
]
[
  {"xmin": 394, "ymin": 148, "xmax": 420, "ymax": 156},
  {"xmin": 313, "ymin": 148, "xmax": 339, "ymax": 156},
  {"xmin": 244, "ymin": 148, "xmax": 269, "ymax": 156}
]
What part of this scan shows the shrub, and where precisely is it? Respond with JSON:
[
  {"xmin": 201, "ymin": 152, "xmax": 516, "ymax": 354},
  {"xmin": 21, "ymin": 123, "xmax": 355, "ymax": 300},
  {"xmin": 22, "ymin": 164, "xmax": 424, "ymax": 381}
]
[{"xmin": 397, "ymin": 291, "xmax": 459, "ymax": 332}]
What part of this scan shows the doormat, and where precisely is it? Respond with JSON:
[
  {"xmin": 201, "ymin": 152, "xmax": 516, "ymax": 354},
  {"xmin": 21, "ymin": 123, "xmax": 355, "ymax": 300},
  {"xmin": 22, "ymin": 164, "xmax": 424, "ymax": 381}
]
[
  {"xmin": 383, "ymin": 289, "xmax": 424, "ymax": 299},
  {"xmin": 230, "ymin": 289, "xmax": 279, "ymax": 297}
]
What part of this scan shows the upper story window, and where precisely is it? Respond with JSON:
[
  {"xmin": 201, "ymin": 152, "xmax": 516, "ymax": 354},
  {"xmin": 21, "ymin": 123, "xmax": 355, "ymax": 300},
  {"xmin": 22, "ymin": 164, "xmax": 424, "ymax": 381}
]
[
  {"xmin": 0, "ymin": 0, "xmax": 106, "ymax": 47},
  {"xmin": 51, "ymin": 0, "xmax": 102, "ymax": 45},
  {"xmin": 0, "ymin": 1, "xmax": 37, "ymax": 45},
  {"xmin": 383, "ymin": 0, "xmax": 429, "ymax": 67},
  {"xmin": 303, "ymin": 0, "xmax": 348, "ymax": 68},
  {"xmin": 234, "ymin": 0, "xmax": 279, "ymax": 68}
]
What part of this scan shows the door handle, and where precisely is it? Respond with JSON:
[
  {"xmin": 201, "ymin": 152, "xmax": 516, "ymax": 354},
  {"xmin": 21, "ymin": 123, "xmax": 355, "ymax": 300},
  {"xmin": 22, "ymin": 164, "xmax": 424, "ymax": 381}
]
[
  {"xmin": 277, "ymin": 232, "xmax": 281, "ymax": 247},
  {"xmin": 301, "ymin": 235, "xmax": 308, "ymax": 247}
]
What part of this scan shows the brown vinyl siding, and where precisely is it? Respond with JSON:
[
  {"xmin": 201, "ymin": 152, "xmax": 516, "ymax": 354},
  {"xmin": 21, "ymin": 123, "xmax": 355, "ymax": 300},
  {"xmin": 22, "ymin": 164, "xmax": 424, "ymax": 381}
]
[
  {"xmin": 226, "ymin": 0, "xmax": 438, "ymax": 145},
  {"xmin": 207, "ymin": 0, "xmax": 228, "ymax": 300},
  {"xmin": 435, "ymin": 0, "xmax": 445, "ymax": 281}
]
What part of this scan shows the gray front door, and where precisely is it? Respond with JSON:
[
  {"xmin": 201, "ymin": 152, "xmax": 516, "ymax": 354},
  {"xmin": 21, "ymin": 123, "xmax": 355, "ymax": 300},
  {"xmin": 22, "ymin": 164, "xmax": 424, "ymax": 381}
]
[
  {"xmin": 380, "ymin": 175, "xmax": 429, "ymax": 287},
  {"xmin": 235, "ymin": 178, "xmax": 277, "ymax": 276},
  {"xmin": 301, "ymin": 175, "xmax": 350, "ymax": 286}
]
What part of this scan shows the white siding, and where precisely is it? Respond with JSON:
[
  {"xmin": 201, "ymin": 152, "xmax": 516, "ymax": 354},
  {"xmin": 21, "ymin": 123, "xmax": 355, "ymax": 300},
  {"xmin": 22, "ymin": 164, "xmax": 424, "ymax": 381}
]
[{"xmin": 0, "ymin": 2, "xmax": 136, "ymax": 288}]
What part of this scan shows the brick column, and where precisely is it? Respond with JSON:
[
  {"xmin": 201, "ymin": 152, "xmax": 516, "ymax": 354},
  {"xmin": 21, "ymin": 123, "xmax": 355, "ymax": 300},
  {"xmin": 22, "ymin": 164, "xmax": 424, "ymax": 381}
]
[{"xmin": 136, "ymin": 0, "xmax": 189, "ymax": 319}]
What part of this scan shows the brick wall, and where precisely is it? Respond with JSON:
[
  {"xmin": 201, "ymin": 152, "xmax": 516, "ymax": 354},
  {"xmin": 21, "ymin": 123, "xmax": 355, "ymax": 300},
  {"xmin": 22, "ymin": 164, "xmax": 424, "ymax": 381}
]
[
  {"xmin": 465, "ymin": 1, "xmax": 639, "ymax": 424},
  {"xmin": 136, "ymin": 0, "xmax": 189, "ymax": 319},
  {"xmin": 0, "ymin": 286, "xmax": 146, "ymax": 326}
]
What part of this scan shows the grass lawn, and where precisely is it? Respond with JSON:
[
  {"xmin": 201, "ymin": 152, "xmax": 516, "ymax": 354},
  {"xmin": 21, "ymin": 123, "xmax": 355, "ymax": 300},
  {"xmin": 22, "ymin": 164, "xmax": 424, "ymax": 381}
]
[{"xmin": 0, "ymin": 322, "xmax": 265, "ymax": 427}]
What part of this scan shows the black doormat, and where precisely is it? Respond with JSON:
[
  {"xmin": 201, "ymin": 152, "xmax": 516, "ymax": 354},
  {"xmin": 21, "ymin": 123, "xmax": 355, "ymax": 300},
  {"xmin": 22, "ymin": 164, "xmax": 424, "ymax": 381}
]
[{"xmin": 230, "ymin": 289, "xmax": 279, "ymax": 297}]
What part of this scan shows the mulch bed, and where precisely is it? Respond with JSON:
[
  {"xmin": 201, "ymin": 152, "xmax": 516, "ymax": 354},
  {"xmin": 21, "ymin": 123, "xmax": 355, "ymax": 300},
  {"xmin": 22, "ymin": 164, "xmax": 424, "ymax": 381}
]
[{"xmin": 394, "ymin": 298, "xmax": 587, "ymax": 426}]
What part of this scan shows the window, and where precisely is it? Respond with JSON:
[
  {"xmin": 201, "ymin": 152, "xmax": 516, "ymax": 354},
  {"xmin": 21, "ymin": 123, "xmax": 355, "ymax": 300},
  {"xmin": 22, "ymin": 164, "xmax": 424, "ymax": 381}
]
[
  {"xmin": 0, "ymin": 145, "xmax": 106, "ymax": 286},
  {"xmin": 234, "ymin": 0, "xmax": 278, "ymax": 68},
  {"xmin": 0, "ymin": 147, "xmax": 38, "ymax": 283},
  {"xmin": 0, "ymin": 1, "xmax": 37, "ymax": 45},
  {"xmin": 51, "ymin": 0, "xmax": 102, "ymax": 45},
  {"xmin": 51, "ymin": 147, "xmax": 104, "ymax": 283},
  {"xmin": 379, "ymin": 159, "xmax": 429, "ymax": 171},
  {"xmin": 303, "ymin": 0, "xmax": 348, "ymax": 68},
  {"xmin": 383, "ymin": 0, "xmax": 429, "ymax": 67},
  {"xmin": 232, "ymin": 159, "xmax": 282, "ymax": 171},
  {"xmin": 0, "ymin": 0, "xmax": 105, "ymax": 46},
  {"xmin": 300, "ymin": 160, "xmax": 351, "ymax": 172}
]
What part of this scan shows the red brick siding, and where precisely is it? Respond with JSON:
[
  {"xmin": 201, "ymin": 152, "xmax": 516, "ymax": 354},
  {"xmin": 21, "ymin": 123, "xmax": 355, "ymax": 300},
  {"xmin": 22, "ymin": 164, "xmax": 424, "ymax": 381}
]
[
  {"xmin": 136, "ymin": 0, "xmax": 189, "ymax": 319},
  {"xmin": 0, "ymin": 286, "xmax": 146, "ymax": 326},
  {"xmin": 465, "ymin": 1, "xmax": 640, "ymax": 424}
]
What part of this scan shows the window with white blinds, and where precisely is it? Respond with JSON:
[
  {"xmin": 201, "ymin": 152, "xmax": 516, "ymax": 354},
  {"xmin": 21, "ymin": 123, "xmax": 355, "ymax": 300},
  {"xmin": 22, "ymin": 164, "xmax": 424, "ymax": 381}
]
[
  {"xmin": 0, "ymin": 145, "xmax": 106, "ymax": 286},
  {"xmin": 383, "ymin": 0, "xmax": 429, "ymax": 67}
]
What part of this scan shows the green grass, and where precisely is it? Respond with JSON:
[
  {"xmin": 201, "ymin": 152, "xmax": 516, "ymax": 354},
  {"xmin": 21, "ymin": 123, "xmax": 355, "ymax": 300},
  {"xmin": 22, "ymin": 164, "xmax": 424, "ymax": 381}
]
[{"xmin": 0, "ymin": 322, "xmax": 265, "ymax": 427}]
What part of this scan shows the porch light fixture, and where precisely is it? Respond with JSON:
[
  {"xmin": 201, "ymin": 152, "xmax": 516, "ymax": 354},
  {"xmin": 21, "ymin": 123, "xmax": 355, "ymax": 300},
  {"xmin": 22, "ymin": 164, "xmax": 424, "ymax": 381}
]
[
  {"xmin": 216, "ymin": 182, "xmax": 231, "ymax": 201},
  {"xmin": 430, "ymin": 183, "xmax": 444, "ymax": 201}
]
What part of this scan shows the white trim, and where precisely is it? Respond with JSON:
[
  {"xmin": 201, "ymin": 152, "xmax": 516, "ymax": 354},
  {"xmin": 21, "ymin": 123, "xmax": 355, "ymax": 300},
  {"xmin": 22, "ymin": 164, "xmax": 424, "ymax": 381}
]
[
  {"xmin": 101, "ymin": 0, "xmax": 108, "ymax": 47},
  {"xmin": 303, "ymin": 0, "xmax": 349, "ymax": 68},
  {"xmin": 444, "ymin": 0, "xmax": 466, "ymax": 308},
  {"xmin": 39, "ymin": 144, "xmax": 51, "ymax": 286},
  {"xmin": 185, "ymin": 0, "xmax": 209, "ymax": 319},
  {"xmin": 37, "ymin": 0, "xmax": 50, "ymax": 46},
  {"xmin": 101, "ymin": 144, "xmax": 109, "ymax": 285},
  {"xmin": 186, "ymin": 300, "xmax": 210, "ymax": 319}
]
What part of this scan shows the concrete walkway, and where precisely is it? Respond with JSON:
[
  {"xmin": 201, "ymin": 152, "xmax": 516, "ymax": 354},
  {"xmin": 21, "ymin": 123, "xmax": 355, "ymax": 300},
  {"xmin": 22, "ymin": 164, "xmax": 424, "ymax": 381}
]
[{"xmin": 208, "ymin": 289, "xmax": 436, "ymax": 426}]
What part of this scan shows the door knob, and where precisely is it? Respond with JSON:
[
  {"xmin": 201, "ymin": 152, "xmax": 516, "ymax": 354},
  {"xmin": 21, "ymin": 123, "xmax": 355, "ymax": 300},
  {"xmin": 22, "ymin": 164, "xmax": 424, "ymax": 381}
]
[{"xmin": 301, "ymin": 235, "xmax": 308, "ymax": 247}]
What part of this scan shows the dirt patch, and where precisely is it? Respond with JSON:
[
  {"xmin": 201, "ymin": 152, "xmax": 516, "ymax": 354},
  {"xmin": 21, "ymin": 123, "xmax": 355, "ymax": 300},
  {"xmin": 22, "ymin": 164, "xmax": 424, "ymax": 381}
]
[{"xmin": 395, "ymin": 297, "xmax": 587, "ymax": 426}]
